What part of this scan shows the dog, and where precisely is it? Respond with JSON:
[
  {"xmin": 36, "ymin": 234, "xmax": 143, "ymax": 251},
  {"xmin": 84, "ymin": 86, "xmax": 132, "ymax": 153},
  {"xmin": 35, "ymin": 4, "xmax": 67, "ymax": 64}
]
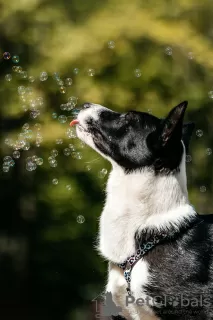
[{"xmin": 70, "ymin": 101, "xmax": 213, "ymax": 319}]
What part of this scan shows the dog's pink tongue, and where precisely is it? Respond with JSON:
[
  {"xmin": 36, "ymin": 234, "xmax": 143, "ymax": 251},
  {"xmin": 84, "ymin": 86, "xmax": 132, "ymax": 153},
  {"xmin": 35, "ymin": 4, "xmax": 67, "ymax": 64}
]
[{"xmin": 70, "ymin": 119, "xmax": 79, "ymax": 126}]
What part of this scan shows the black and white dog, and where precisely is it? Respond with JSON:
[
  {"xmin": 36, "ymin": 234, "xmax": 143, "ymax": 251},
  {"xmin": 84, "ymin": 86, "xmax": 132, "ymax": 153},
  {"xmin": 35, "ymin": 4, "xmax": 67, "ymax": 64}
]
[{"xmin": 71, "ymin": 101, "xmax": 213, "ymax": 320}]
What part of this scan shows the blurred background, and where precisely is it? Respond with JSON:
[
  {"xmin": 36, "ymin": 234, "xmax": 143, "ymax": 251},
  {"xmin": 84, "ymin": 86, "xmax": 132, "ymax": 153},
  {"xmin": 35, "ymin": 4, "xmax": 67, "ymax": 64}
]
[{"xmin": 0, "ymin": 0, "xmax": 213, "ymax": 319}]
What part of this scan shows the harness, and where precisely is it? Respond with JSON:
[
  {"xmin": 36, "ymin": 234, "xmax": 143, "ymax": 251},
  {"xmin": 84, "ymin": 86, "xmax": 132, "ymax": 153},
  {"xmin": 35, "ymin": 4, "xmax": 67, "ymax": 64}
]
[{"xmin": 116, "ymin": 216, "xmax": 200, "ymax": 296}]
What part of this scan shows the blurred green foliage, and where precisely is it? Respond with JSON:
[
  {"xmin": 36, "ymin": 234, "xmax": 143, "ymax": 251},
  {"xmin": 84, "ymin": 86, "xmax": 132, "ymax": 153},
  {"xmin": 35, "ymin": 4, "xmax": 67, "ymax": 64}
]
[{"xmin": 0, "ymin": 0, "xmax": 213, "ymax": 319}]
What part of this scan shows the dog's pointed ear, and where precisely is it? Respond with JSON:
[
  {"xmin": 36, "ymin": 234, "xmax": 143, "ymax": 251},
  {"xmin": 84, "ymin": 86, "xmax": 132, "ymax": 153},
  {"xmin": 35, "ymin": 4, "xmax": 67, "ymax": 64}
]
[
  {"xmin": 182, "ymin": 122, "xmax": 195, "ymax": 153},
  {"xmin": 147, "ymin": 101, "xmax": 188, "ymax": 151},
  {"xmin": 159, "ymin": 101, "xmax": 188, "ymax": 147}
]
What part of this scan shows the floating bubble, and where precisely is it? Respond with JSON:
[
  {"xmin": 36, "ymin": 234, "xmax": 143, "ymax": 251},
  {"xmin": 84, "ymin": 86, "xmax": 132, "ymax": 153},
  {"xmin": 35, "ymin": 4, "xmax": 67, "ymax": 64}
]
[
  {"xmin": 66, "ymin": 184, "xmax": 71, "ymax": 191},
  {"xmin": 20, "ymin": 71, "xmax": 28, "ymax": 79},
  {"xmin": 73, "ymin": 68, "xmax": 79, "ymax": 74},
  {"xmin": 58, "ymin": 115, "xmax": 67, "ymax": 124},
  {"xmin": 196, "ymin": 129, "xmax": 203, "ymax": 137},
  {"xmin": 72, "ymin": 151, "xmax": 82, "ymax": 159},
  {"xmin": 65, "ymin": 78, "xmax": 72, "ymax": 86},
  {"xmin": 40, "ymin": 71, "xmax": 48, "ymax": 81},
  {"xmin": 53, "ymin": 72, "xmax": 60, "ymax": 80},
  {"xmin": 12, "ymin": 66, "xmax": 18, "ymax": 72},
  {"xmin": 30, "ymin": 110, "xmax": 40, "ymax": 119},
  {"xmin": 87, "ymin": 68, "xmax": 95, "ymax": 76},
  {"xmin": 50, "ymin": 149, "xmax": 58, "ymax": 157},
  {"xmin": 18, "ymin": 86, "xmax": 26, "ymax": 95},
  {"xmin": 49, "ymin": 159, "xmax": 57, "ymax": 167},
  {"xmin": 134, "ymin": 69, "xmax": 141, "ymax": 78},
  {"xmin": 52, "ymin": 112, "xmax": 57, "ymax": 119},
  {"xmin": 68, "ymin": 96, "xmax": 78, "ymax": 105},
  {"xmin": 98, "ymin": 168, "xmax": 108, "ymax": 178},
  {"xmin": 4, "ymin": 156, "xmax": 12, "ymax": 162},
  {"xmin": 16, "ymin": 66, "xmax": 22, "ymax": 73},
  {"xmin": 60, "ymin": 104, "xmax": 67, "ymax": 111},
  {"xmin": 3, "ymin": 52, "xmax": 11, "ymax": 60},
  {"xmin": 52, "ymin": 178, "xmax": 58, "ymax": 185},
  {"xmin": 208, "ymin": 91, "xmax": 213, "ymax": 99},
  {"xmin": 5, "ymin": 74, "xmax": 12, "ymax": 81},
  {"xmin": 12, "ymin": 55, "xmax": 19, "ymax": 63},
  {"xmin": 28, "ymin": 76, "xmax": 35, "ymax": 83},
  {"xmin": 26, "ymin": 161, "xmax": 36, "ymax": 171},
  {"xmin": 56, "ymin": 139, "xmax": 63, "ymax": 144},
  {"xmin": 34, "ymin": 123, "xmax": 41, "ymax": 131},
  {"xmin": 186, "ymin": 155, "xmax": 192, "ymax": 162},
  {"xmin": 22, "ymin": 141, "xmax": 30, "ymax": 151},
  {"xmin": 2, "ymin": 165, "xmax": 10, "ymax": 172},
  {"xmin": 66, "ymin": 128, "xmax": 76, "ymax": 139},
  {"xmin": 85, "ymin": 165, "xmax": 91, "ymax": 171},
  {"xmin": 206, "ymin": 148, "xmax": 212, "ymax": 155},
  {"xmin": 77, "ymin": 215, "xmax": 85, "ymax": 224},
  {"xmin": 68, "ymin": 143, "xmax": 75, "ymax": 151},
  {"xmin": 165, "ymin": 47, "xmax": 173, "ymax": 55},
  {"xmin": 59, "ymin": 86, "xmax": 66, "ymax": 94},
  {"xmin": 13, "ymin": 151, "xmax": 20, "ymax": 159},
  {"xmin": 67, "ymin": 102, "xmax": 74, "ymax": 111},
  {"xmin": 108, "ymin": 40, "xmax": 115, "ymax": 49},
  {"xmin": 200, "ymin": 186, "xmax": 206, "ymax": 193},
  {"xmin": 22, "ymin": 123, "xmax": 29, "ymax": 131},
  {"xmin": 188, "ymin": 52, "xmax": 194, "ymax": 60},
  {"xmin": 57, "ymin": 80, "xmax": 64, "ymax": 86},
  {"xmin": 32, "ymin": 155, "xmax": 38, "ymax": 162},
  {"xmin": 63, "ymin": 148, "xmax": 71, "ymax": 156},
  {"xmin": 36, "ymin": 158, "xmax": 43, "ymax": 165}
]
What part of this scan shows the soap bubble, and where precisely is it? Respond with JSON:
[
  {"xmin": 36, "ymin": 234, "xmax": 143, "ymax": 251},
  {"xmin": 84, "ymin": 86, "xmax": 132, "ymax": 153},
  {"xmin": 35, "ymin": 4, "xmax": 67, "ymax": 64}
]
[
  {"xmin": 68, "ymin": 144, "xmax": 75, "ymax": 151},
  {"xmin": 56, "ymin": 138, "xmax": 63, "ymax": 144},
  {"xmin": 5, "ymin": 74, "xmax": 12, "ymax": 81},
  {"xmin": 85, "ymin": 165, "xmax": 91, "ymax": 171},
  {"xmin": 12, "ymin": 55, "xmax": 19, "ymax": 63},
  {"xmin": 98, "ymin": 168, "xmax": 108, "ymax": 178},
  {"xmin": 22, "ymin": 123, "xmax": 29, "ymax": 131},
  {"xmin": 186, "ymin": 155, "xmax": 192, "ymax": 162},
  {"xmin": 65, "ymin": 78, "xmax": 72, "ymax": 86},
  {"xmin": 66, "ymin": 128, "xmax": 76, "ymax": 139},
  {"xmin": 58, "ymin": 115, "xmax": 67, "ymax": 124},
  {"xmin": 4, "ymin": 156, "xmax": 12, "ymax": 162},
  {"xmin": 26, "ymin": 161, "xmax": 37, "ymax": 171},
  {"xmin": 63, "ymin": 148, "xmax": 71, "ymax": 156},
  {"xmin": 49, "ymin": 159, "xmax": 57, "ymax": 167},
  {"xmin": 34, "ymin": 123, "xmax": 41, "ymax": 131},
  {"xmin": 18, "ymin": 86, "xmax": 26, "ymax": 95},
  {"xmin": 59, "ymin": 86, "xmax": 66, "ymax": 94},
  {"xmin": 53, "ymin": 72, "xmax": 60, "ymax": 80},
  {"xmin": 28, "ymin": 76, "xmax": 35, "ymax": 83},
  {"xmin": 72, "ymin": 151, "xmax": 82, "ymax": 159},
  {"xmin": 200, "ymin": 186, "xmax": 206, "ymax": 193},
  {"xmin": 87, "ymin": 68, "xmax": 95, "ymax": 76},
  {"xmin": 196, "ymin": 129, "xmax": 203, "ymax": 137},
  {"xmin": 188, "ymin": 52, "xmax": 194, "ymax": 60},
  {"xmin": 77, "ymin": 215, "xmax": 85, "ymax": 224},
  {"xmin": 52, "ymin": 112, "xmax": 57, "ymax": 119},
  {"xmin": 52, "ymin": 178, "xmax": 58, "ymax": 185},
  {"xmin": 60, "ymin": 104, "xmax": 67, "ymax": 111},
  {"xmin": 108, "ymin": 40, "xmax": 115, "ymax": 49},
  {"xmin": 20, "ymin": 71, "xmax": 28, "ymax": 79},
  {"xmin": 13, "ymin": 151, "xmax": 20, "ymax": 159},
  {"xmin": 73, "ymin": 68, "xmax": 79, "ymax": 74},
  {"xmin": 66, "ymin": 184, "xmax": 71, "ymax": 191},
  {"xmin": 165, "ymin": 47, "xmax": 173, "ymax": 55},
  {"xmin": 36, "ymin": 158, "xmax": 43, "ymax": 165},
  {"xmin": 134, "ymin": 69, "xmax": 141, "ymax": 78},
  {"xmin": 206, "ymin": 148, "xmax": 212, "ymax": 155},
  {"xmin": 68, "ymin": 96, "xmax": 78, "ymax": 105},
  {"xmin": 50, "ymin": 149, "xmax": 58, "ymax": 157},
  {"xmin": 2, "ymin": 165, "xmax": 10, "ymax": 172},
  {"xmin": 208, "ymin": 91, "xmax": 213, "ymax": 99},
  {"xmin": 3, "ymin": 52, "xmax": 11, "ymax": 60},
  {"xmin": 22, "ymin": 141, "xmax": 30, "ymax": 151},
  {"xmin": 40, "ymin": 71, "xmax": 48, "ymax": 81}
]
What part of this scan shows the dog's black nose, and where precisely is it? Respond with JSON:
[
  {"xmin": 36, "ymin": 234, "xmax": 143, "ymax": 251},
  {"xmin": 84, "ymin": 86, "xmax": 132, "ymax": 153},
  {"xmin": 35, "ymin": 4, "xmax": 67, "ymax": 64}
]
[{"xmin": 83, "ymin": 102, "xmax": 91, "ymax": 109}]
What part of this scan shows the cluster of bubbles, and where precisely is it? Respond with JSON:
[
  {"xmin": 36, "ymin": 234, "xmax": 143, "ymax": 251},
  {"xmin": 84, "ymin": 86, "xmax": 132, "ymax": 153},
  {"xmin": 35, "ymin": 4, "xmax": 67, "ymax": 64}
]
[
  {"xmin": 2, "ymin": 156, "xmax": 15, "ymax": 172},
  {"xmin": 48, "ymin": 149, "xmax": 58, "ymax": 167},
  {"xmin": 164, "ymin": 47, "xmax": 194, "ymax": 60},
  {"xmin": 26, "ymin": 155, "xmax": 43, "ymax": 171},
  {"xmin": 51, "ymin": 178, "xmax": 71, "ymax": 191}
]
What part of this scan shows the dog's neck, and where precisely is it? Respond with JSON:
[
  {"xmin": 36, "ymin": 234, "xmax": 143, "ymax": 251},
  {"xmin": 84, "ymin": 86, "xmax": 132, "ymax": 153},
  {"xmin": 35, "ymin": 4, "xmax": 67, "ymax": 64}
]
[{"xmin": 99, "ymin": 156, "xmax": 196, "ymax": 263}]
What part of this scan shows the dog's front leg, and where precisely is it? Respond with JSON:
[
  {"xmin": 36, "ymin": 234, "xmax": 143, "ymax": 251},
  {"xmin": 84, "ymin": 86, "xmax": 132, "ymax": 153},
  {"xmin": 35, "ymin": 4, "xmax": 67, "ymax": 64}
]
[{"xmin": 105, "ymin": 262, "xmax": 133, "ymax": 320}]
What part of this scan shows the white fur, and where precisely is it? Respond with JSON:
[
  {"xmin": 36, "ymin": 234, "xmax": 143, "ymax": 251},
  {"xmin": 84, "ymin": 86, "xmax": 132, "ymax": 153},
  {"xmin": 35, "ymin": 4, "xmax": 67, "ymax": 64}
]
[{"xmin": 76, "ymin": 105, "xmax": 197, "ymax": 319}]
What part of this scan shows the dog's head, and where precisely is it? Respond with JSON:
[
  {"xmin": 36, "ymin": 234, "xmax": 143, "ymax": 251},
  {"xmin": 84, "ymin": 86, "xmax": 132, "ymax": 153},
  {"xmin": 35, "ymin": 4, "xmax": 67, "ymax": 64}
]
[{"xmin": 71, "ymin": 101, "xmax": 194, "ymax": 173}]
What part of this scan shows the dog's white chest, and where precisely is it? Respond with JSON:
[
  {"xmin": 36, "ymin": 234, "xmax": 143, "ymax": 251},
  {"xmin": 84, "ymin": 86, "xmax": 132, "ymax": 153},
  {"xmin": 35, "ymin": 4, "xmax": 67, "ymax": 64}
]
[{"xmin": 106, "ymin": 262, "xmax": 159, "ymax": 320}]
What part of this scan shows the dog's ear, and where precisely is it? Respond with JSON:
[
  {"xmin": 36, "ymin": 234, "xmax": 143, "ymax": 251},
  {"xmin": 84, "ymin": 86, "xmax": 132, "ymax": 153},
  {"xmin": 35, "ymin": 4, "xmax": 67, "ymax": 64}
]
[
  {"xmin": 147, "ymin": 101, "xmax": 188, "ymax": 151},
  {"xmin": 182, "ymin": 122, "xmax": 195, "ymax": 153},
  {"xmin": 159, "ymin": 101, "xmax": 188, "ymax": 147}
]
